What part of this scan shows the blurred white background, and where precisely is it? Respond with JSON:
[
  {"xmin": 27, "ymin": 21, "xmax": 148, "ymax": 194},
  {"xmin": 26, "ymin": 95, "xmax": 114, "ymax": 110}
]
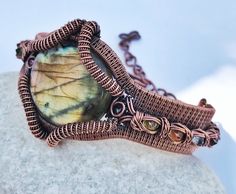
[{"xmin": 0, "ymin": 0, "xmax": 235, "ymax": 193}]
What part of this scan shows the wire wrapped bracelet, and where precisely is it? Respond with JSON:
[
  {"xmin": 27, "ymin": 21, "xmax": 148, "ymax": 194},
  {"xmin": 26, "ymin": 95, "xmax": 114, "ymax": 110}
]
[{"xmin": 16, "ymin": 19, "xmax": 220, "ymax": 154}]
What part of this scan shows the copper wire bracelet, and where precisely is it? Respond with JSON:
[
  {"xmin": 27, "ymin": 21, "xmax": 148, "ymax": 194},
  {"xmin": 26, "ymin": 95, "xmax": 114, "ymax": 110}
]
[{"xmin": 16, "ymin": 19, "xmax": 220, "ymax": 154}]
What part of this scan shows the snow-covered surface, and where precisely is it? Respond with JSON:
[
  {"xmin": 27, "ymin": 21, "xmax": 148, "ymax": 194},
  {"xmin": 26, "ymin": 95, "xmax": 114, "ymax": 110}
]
[
  {"xmin": 178, "ymin": 65, "xmax": 236, "ymax": 141},
  {"xmin": 177, "ymin": 65, "xmax": 236, "ymax": 194}
]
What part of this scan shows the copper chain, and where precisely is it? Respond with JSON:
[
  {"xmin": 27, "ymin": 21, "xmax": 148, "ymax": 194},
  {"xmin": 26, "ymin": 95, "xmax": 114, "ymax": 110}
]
[{"xmin": 119, "ymin": 31, "xmax": 176, "ymax": 99}]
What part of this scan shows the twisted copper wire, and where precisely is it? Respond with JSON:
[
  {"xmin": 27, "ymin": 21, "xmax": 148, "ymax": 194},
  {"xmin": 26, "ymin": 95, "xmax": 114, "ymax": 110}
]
[
  {"xmin": 169, "ymin": 123, "xmax": 192, "ymax": 144},
  {"xmin": 159, "ymin": 117, "xmax": 171, "ymax": 139},
  {"xmin": 191, "ymin": 122, "xmax": 220, "ymax": 147}
]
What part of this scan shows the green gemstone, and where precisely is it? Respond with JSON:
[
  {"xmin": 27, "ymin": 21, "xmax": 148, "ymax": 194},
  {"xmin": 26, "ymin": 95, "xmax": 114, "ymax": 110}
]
[
  {"xmin": 30, "ymin": 46, "xmax": 111, "ymax": 126},
  {"xmin": 143, "ymin": 120, "xmax": 160, "ymax": 134}
]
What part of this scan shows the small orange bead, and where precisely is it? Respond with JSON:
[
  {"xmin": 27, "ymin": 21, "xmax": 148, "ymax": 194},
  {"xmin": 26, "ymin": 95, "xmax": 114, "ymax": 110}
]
[{"xmin": 169, "ymin": 130, "xmax": 185, "ymax": 144}]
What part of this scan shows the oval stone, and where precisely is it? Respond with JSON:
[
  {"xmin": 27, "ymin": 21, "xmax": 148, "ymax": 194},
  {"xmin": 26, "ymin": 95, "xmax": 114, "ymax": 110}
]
[
  {"xmin": 30, "ymin": 46, "xmax": 112, "ymax": 126},
  {"xmin": 142, "ymin": 120, "xmax": 160, "ymax": 134}
]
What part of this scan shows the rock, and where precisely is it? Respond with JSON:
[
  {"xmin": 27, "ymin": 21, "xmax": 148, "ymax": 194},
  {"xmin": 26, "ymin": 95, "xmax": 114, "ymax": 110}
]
[
  {"xmin": 0, "ymin": 72, "xmax": 225, "ymax": 194},
  {"xmin": 30, "ymin": 46, "xmax": 111, "ymax": 125}
]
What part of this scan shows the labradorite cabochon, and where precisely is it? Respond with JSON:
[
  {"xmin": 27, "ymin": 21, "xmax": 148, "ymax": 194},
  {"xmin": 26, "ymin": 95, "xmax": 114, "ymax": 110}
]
[{"xmin": 30, "ymin": 46, "xmax": 111, "ymax": 126}]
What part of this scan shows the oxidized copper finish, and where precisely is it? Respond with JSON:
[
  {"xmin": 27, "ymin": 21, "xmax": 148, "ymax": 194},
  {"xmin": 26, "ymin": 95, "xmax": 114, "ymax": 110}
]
[{"xmin": 16, "ymin": 19, "xmax": 220, "ymax": 154}]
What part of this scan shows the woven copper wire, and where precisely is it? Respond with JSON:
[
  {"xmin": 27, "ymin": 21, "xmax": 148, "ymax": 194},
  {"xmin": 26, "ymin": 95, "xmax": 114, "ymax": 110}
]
[
  {"xmin": 108, "ymin": 96, "xmax": 219, "ymax": 148},
  {"xmin": 16, "ymin": 18, "xmax": 220, "ymax": 154},
  {"xmin": 90, "ymin": 39, "xmax": 215, "ymax": 130}
]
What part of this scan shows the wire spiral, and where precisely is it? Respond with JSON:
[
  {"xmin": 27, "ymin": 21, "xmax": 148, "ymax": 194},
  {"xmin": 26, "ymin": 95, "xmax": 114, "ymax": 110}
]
[{"xmin": 18, "ymin": 72, "xmax": 48, "ymax": 139}]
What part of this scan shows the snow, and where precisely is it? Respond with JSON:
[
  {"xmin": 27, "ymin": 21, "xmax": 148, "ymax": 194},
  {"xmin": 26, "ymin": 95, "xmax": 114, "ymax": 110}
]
[
  {"xmin": 177, "ymin": 65, "xmax": 236, "ymax": 141},
  {"xmin": 177, "ymin": 65, "xmax": 236, "ymax": 194}
]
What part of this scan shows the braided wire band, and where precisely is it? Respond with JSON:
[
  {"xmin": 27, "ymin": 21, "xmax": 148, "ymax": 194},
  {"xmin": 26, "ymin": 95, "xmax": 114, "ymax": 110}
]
[{"xmin": 16, "ymin": 18, "xmax": 220, "ymax": 154}]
